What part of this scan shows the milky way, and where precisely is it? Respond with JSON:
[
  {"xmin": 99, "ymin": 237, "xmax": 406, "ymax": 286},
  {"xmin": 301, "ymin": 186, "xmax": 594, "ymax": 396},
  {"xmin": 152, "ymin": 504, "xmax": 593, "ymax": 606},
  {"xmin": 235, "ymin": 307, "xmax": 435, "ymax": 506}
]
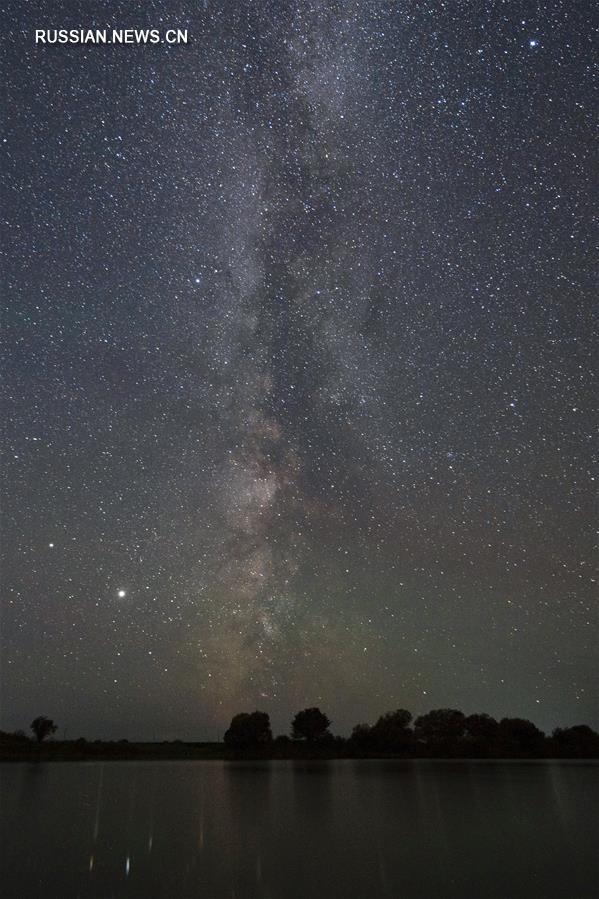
[{"xmin": 2, "ymin": 0, "xmax": 596, "ymax": 739}]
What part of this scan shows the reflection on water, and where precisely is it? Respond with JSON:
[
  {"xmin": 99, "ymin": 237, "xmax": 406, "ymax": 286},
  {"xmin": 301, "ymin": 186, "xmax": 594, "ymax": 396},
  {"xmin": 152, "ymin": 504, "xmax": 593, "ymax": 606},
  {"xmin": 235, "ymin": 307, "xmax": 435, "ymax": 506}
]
[{"xmin": 1, "ymin": 760, "xmax": 597, "ymax": 898}]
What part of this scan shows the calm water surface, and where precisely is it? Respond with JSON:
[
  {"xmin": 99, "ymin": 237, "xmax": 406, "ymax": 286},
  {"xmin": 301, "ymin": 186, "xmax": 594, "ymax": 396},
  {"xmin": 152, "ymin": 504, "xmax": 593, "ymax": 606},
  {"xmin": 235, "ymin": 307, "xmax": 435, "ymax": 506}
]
[{"xmin": 1, "ymin": 759, "xmax": 597, "ymax": 898}]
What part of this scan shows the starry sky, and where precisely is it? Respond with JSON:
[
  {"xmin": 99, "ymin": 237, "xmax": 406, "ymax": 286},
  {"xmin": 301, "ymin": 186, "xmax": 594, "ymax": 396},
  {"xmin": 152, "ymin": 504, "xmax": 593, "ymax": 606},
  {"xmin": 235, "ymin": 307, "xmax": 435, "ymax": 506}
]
[{"xmin": 2, "ymin": 0, "xmax": 597, "ymax": 741}]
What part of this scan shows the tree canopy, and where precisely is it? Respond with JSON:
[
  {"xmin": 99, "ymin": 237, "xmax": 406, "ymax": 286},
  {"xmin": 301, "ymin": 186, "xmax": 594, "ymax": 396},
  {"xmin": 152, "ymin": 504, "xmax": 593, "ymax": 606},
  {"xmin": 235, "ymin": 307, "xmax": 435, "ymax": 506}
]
[
  {"xmin": 223, "ymin": 711, "xmax": 272, "ymax": 751},
  {"xmin": 30, "ymin": 717, "xmax": 58, "ymax": 743},
  {"xmin": 291, "ymin": 707, "xmax": 331, "ymax": 741},
  {"xmin": 414, "ymin": 708, "xmax": 466, "ymax": 745}
]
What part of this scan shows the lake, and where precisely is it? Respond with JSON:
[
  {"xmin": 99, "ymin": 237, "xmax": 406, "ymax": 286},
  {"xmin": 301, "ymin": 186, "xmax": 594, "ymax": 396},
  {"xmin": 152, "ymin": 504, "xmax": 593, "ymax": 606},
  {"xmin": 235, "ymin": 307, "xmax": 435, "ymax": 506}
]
[{"xmin": 1, "ymin": 760, "xmax": 597, "ymax": 898}]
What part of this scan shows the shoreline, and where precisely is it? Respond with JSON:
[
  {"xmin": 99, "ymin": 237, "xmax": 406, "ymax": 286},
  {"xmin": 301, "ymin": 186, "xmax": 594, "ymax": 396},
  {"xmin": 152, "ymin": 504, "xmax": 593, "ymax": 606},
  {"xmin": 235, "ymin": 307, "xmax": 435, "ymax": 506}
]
[{"xmin": 2, "ymin": 743, "xmax": 598, "ymax": 763}]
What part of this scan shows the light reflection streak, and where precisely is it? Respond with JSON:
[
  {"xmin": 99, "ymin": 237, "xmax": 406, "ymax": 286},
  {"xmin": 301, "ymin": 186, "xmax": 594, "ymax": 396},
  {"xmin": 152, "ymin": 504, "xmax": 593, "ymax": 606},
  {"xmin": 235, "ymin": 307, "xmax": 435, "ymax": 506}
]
[{"xmin": 93, "ymin": 764, "xmax": 104, "ymax": 842}]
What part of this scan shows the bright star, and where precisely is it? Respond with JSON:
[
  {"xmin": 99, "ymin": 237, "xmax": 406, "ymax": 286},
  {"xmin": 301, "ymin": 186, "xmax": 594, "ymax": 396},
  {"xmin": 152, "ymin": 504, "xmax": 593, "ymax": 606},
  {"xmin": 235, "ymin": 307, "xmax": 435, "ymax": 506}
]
[
  {"xmin": 117, "ymin": 589, "xmax": 126, "ymax": 598},
  {"xmin": 529, "ymin": 39, "xmax": 538, "ymax": 47}
]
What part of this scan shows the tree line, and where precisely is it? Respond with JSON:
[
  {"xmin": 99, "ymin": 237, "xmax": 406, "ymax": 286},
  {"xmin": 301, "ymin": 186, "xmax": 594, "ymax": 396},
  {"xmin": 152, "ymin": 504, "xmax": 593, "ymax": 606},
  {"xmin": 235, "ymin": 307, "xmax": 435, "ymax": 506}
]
[
  {"xmin": 2, "ymin": 708, "xmax": 598, "ymax": 758},
  {"xmin": 223, "ymin": 706, "xmax": 599, "ymax": 758}
]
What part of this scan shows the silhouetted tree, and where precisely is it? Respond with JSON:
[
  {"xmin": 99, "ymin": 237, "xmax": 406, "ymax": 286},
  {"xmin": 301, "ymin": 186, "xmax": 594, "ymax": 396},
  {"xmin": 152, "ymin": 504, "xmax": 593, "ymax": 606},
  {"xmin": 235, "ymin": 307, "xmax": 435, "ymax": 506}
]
[
  {"xmin": 464, "ymin": 713, "xmax": 499, "ymax": 740},
  {"xmin": 414, "ymin": 708, "xmax": 466, "ymax": 753},
  {"xmin": 552, "ymin": 725, "xmax": 599, "ymax": 758},
  {"xmin": 30, "ymin": 717, "xmax": 58, "ymax": 743},
  {"xmin": 370, "ymin": 709, "xmax": 414, "ymax": 751},
  {"xmin": 498, "ymin": 717, "xmax": 545, "ymax": 756},
  {"xmin": 291, "ymin": 707, "xmax": 331, "ymax": 741},
  {"xmin": 378, "ymin": 708, "xmax": 412, "ymax": 730},
  {"xmin": 350, "ymin": 723, "xmax": 373, "ymax": 752},
  {"xmin": 461, "ymin": 713, "xmax": 500, "ymax": 756},
  {"xmin": 223, "ymin": 711, "xmax": 272, "ymax": 751}
]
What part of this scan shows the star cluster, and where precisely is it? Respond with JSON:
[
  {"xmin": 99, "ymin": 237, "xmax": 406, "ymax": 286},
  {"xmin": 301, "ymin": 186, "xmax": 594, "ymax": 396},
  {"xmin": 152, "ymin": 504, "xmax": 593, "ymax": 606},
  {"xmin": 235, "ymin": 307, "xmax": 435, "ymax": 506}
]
[{"xmin": 1, "ymin": 0, "xmax": 596, "ymax": 739}]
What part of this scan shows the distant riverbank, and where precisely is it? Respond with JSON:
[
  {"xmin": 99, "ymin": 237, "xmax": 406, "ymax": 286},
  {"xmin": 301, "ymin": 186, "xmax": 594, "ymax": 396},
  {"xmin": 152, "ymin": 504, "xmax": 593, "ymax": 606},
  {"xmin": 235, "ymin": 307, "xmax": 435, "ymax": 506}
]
[
  {"xmin": 4, "ymin": 708, "xmax": 599, "ymax": 761},
  {"xmin": 0, "ymin": 740, "xmax": 226, "ymax": 763},
  {"xmin": 2, "ymin": 739, "xmax": 599, "ymax": 763}
]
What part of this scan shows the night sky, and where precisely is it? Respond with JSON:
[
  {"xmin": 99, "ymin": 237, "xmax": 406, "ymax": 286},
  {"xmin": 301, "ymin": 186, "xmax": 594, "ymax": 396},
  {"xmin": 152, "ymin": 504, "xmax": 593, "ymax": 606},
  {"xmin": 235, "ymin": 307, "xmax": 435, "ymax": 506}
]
[{"xmin": 2, "ymin": 0, "xmax": 597, "ymax": 741}]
